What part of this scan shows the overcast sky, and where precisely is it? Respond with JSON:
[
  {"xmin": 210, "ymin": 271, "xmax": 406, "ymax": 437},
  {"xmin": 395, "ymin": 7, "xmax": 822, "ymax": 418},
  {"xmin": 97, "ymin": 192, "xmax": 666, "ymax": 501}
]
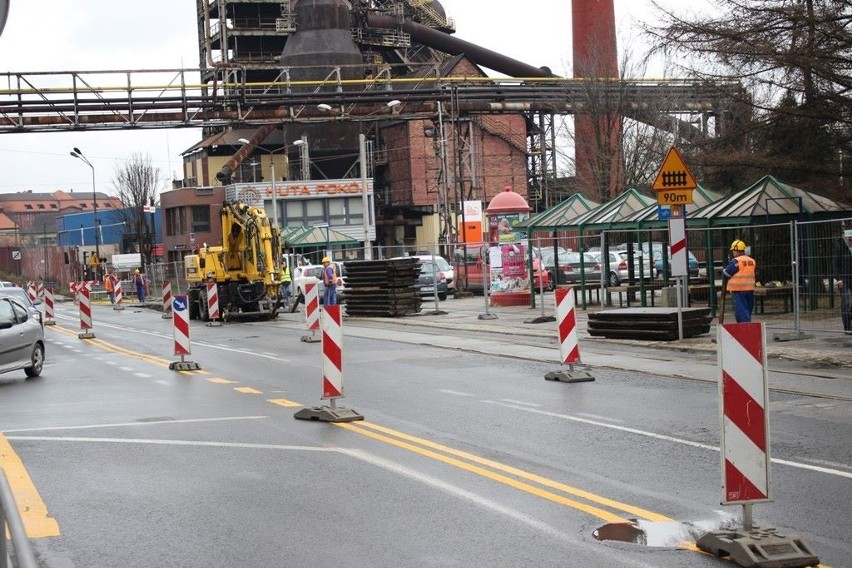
[{"xmin": 0, "ymin": 0, "xmax": 700, "ymax": 196}]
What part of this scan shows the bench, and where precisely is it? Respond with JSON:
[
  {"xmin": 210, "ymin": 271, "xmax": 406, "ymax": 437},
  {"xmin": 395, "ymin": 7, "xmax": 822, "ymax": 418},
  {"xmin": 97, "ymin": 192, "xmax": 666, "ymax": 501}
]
[
  {"xmin": 606, "ymin": 282, "xmax": 663, "ymax": 308},
  {"xmin": 754, "ymin": 285, "xmax": 794, "ymax": 314}
]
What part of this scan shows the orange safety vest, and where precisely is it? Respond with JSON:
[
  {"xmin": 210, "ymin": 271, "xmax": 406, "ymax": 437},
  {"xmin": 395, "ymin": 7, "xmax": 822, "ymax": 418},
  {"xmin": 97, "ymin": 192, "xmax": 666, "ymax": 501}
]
[
  {"xmin": 104, "ymin": 275, "xmax": 114, "ymax": 292},
  {"xmin": 727, "ymin": 255, "xmax": 756, "ymax": 292}
]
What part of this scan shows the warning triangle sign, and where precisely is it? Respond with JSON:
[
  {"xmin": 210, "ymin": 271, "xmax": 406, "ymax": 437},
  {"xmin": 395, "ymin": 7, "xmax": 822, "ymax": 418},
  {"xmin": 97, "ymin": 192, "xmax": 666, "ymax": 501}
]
[{"xmin": 652, "ymin": 147, "xmax": 697, "ymax": 191}]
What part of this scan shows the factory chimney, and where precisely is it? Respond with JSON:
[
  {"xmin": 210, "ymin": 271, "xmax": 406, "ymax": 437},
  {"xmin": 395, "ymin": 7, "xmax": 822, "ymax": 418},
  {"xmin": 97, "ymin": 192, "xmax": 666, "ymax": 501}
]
[{"xmin": 572, "ymin": 0, "xmax": 623, "ymax": 201}]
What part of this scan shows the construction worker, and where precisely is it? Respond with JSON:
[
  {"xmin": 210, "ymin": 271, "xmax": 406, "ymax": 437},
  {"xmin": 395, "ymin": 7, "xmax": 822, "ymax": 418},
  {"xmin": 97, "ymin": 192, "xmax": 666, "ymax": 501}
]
[
  {"xmin": 723, "ymin": 239, "xmax": 756, "ymax": 323},
  {"xmin": 104, "ymin": 271, "xmax": 116, "ymax": 304},
  {"xmin": 279, "ymin": 257, "xmax": 292, "ymax": 308},
  {"xmin": 321, "ymin": 256, "xmax": 337, "ymax": 306}
]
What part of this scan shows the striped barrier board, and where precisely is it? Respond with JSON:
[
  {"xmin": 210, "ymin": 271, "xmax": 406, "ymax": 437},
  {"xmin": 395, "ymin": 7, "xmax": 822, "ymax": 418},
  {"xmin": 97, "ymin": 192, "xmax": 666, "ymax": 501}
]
[
  {"xmin": 322, "ymin": 304, "xmax": 343, "ymax": 400},
  {"xmin": 300, "ymin": 282, "xmax": 321, "ymax": 342},
  {"xmin": 169, "ymin": 295, "xmax": 200, "ymax": 371},
  {"xmin": 718, "ymin": 322, "xmax": 770, "ymax": 504},
  {"xmin": 113, "ymin": 279, "xmax": 125, "ymax": 311},
  {"xmin": 294, "ymin": 303, "xmax": 363, "ymax": 423},
  {"xmin": 161, "ymin": 282, "xmax": 173, "ymax": 319},
  {"xmin": 43, "ymin": 288, "xmax": 56, "ymax": 325},
  {"xmin": 77, "ymin": 286, "xmax": 95, "ymax": 339},
  {"xmin": 206, "ymin": 282, "xmax": 222, "ymax": 326},
  {"xmin": 697, "ymin": 321, "xmax": 819, "ymax": 567},
  {"xmin": 545, "ymin": 288, "xmax": 594, "ymax": 383}
]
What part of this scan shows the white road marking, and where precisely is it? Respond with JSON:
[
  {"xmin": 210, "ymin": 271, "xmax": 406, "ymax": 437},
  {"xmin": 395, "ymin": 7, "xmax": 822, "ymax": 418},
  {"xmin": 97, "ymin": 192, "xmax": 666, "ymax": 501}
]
[
  {"xmin": 4, "ymin": 436, "xmax": 338, "ymax": 453},
  {"xmin": 437, "ymin": 389, "xmax": 475, "ymax": 397},
  {"xmin": 488, "ymin": 400, "xmax": 852, "ymax": 480},
  {"xmin": 575, "ymin": 412, "xmax": 624, "ymax": 423},
  {"xmin": 499, "ymin": 399, "xmax": 541, "ymax": 407},
  {"xmin": 2, "ymin": 415, "xmax": 269, "ymax": 433}
]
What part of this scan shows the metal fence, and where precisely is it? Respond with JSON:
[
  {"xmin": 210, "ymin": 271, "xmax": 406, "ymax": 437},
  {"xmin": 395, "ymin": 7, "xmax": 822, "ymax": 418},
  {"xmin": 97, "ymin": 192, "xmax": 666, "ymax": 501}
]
[{"xmin": 1, "ymin": 469, "xmax": 37, "ymax": 568}]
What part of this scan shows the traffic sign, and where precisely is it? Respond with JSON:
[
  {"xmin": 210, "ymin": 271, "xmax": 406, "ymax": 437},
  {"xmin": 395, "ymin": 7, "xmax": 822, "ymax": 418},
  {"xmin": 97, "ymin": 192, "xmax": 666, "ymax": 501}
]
[
  {"xmin": 143, "ymin": 205, "xmax": 156, "ymax": 213},
  {"xmin": 656, "ymin": 188, "xmax": 694, "ymax": 206},
  {"xmin": 87, "ymin": 254, "xmax": 101, "ymax": 266},
  {"xmin": 652, "ymin": 147, "xmax": 697, "ymax": 191}
]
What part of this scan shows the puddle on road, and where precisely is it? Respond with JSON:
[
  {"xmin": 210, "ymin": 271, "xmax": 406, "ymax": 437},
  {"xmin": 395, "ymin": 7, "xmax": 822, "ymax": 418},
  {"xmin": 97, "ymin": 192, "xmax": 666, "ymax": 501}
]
[{"xmin": 594, "ymin": 517, "xmax": 736, "ymax": 547}]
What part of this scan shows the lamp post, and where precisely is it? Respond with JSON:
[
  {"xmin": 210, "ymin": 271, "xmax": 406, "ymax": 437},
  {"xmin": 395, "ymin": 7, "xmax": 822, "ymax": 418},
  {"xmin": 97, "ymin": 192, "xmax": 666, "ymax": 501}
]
[
  {"xmin": 238, "ymin": 138, "xmax": 289, "ymax": 232},
  {"xmin": 70, "ymin": 147, "xmax": 100, "ymax": 279},
  {"xmin": 292, "ymin": 135, "xmax": 310, "ymax": 180}
]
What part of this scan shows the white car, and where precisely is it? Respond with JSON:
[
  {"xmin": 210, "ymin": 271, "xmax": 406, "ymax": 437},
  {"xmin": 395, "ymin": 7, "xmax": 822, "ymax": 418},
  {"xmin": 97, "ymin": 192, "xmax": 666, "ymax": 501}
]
[
  {"xmin": 590, "ymin": 250, "xmax": 654, "ymax": 286},
  {"xmin": 292, "ymin": 263, "xmax": 346, "ymax": 304}
]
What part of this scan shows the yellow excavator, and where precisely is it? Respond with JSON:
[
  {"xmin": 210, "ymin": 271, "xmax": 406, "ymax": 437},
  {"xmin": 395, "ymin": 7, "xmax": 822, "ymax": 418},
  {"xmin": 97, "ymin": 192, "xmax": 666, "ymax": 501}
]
[{"xmin": 185, "ymin": 201, "xmax": 282, "ymax": 321}]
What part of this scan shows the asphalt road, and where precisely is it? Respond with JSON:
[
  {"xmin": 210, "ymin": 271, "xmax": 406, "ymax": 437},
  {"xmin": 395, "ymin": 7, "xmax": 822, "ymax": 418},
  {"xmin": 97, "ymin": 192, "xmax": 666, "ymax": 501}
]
[{"xmin": 1, "ymin": 301, "xmax": 849, "ymax": 567}]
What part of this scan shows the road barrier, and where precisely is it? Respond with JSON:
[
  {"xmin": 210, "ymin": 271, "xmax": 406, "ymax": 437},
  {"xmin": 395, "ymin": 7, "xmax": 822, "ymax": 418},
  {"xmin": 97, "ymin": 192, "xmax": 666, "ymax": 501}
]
[
  {"xmin": 26, "ymin": 281, "xmax": 36, "ymax": 303},
  {"xmin": 300, "ymin": 282, "xmax": 321, "ymax": 343},
  {"xmin": 161, "ymin": 282, "xmax": 173, "ymax": 319},
  {"xmin": 206, "ymin": 282, "xmax": 222, "ymax": 327},
  {"xmin": 294, "ymin": 304, "xmax": 363, "ymax": 423},
  {"xmin": 545, "ymin": 288, "xmax": 594, "ymax": 383},
  {"xmin": 113, "ymin": 279, "xmax": 125, "ymax": 311},
  {"xmin": 168, "ymin": 295, "xmax": 200, "ymax": 371},
  {"xmin": 43, "ymin": 287, "xmax": 56, "ymax": 326},
  {"xmin": 77, "ymin": 285, "xmax": 95, "ymax": 339},
  {"xmin": 697, "ymin": 322, "xmax": 819, "ymax": 567}
]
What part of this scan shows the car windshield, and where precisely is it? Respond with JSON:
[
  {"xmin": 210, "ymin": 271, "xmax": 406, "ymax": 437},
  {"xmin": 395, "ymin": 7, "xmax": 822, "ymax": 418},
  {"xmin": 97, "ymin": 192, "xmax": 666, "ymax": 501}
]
[{"xmin": 0, "ymin": 287, "xmax": 33, "ymax": 306}]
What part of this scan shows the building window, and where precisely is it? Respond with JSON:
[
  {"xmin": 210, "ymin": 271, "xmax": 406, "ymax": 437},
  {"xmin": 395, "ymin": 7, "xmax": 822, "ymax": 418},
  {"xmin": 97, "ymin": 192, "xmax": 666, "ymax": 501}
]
[
  {"xmin": 190, "ymin": 205, "xmax": 210, "ymax": 233},
  {"xmin": 166, "ymin": 207, "xmax": 184, "ymax": 236}
]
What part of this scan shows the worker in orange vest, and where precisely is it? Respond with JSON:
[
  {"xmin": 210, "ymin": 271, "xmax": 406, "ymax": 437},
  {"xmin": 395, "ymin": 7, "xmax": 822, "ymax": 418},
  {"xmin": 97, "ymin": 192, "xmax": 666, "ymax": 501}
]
[{"xmin": 723, "ymin": 239, "xmax": 756, "ymax": 323}]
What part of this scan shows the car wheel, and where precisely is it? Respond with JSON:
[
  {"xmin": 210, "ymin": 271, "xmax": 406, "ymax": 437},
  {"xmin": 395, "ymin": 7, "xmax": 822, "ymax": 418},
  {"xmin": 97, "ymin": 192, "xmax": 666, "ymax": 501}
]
[
  {"xmin": 608, "ymin": 272, "xmax": 620, "ymax": 287},
  {"xmin": 24, "ymin": 343, "xmax": 44, "ymax": 378},
  {"xmin": 438, "ymin": 292, "xmax": 447, "ymax": 301}
]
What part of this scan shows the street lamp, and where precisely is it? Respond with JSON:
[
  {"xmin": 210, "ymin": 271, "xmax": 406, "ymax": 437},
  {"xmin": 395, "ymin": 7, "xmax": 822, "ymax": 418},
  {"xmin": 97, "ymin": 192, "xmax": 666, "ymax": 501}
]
[
  {"xmin": 70, "ymin": 147, "xmax": 100, "ymax": 279},
  {"xmin": 292, "ymin": 136, "xmax": 310, "ymax": 180},
  {"xmin": 238, "ymin": 137, "xmax": 289, "ymax": 231}
]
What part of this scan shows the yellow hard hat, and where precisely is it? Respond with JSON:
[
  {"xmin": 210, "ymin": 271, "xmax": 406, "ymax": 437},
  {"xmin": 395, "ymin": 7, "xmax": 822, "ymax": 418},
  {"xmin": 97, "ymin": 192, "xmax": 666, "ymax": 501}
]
[
  {"xmin": 321, "ymin": 256, "xmax": 331, "ymax": 264},
  {"xmin": 134, "ymin": 269, "xmax": 140, "ymax": 274},
  {"xmin": 730, "ymin": 239, "xmax": 746, "ymax": 252}
]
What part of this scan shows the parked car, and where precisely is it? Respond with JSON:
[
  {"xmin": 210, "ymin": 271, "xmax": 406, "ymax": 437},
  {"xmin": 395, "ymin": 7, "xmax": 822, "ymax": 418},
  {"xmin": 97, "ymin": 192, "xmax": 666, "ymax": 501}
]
[
  {"xmin": 538, "ymin": 249, "xmax": 600, "ymax": 286},
  {"xmin": 612, "ymin": 242, "xmax": 698, "ymax": 279},
  {"xmin": 454, "ymin": 245, "xmax": 549, "ymax": 293},
  {"xmin": 414, "ymin": 260, "xmax": 449, "ymax": 301},
  {"xmin": 409, "ymin": 255, "xmax": 454, "ymax": 295},
  {"xmin": 0, "ymin": 294, "xmax": 45, "ymax": 378},
  {"xmin": 589, "ymin": 250, "xmax": 654, "ymax": 286},
  {"xmin": 292, "ymin": 262, "xmax": 347, "ymax": 304},
  {"xmin": 0, "ymin": 280, "xmax": 18, "ymax": 288}
]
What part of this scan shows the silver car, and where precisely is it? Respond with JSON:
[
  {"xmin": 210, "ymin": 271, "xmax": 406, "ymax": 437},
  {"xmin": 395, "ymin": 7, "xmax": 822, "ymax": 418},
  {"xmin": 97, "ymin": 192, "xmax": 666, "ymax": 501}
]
[{"xmin": 0, "ymin": 295, "xmax": 45, "ymax": 378}]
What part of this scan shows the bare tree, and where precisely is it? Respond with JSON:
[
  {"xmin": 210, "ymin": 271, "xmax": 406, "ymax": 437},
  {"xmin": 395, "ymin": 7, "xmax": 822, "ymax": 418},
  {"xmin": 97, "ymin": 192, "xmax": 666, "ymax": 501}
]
[
  {"xmin": 646, "ymin": 0, "xmax": 852, "ymax": 200},
  {"xmin": 112, "ymin": 153, "xmax": 163, "ymax": 268}
]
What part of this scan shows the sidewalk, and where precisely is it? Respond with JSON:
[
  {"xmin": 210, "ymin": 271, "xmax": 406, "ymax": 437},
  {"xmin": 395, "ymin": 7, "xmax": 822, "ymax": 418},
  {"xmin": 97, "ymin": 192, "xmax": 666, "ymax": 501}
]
[{"xmin": 340, "ymin": 292, "xmax": 852, "ymax": 401}]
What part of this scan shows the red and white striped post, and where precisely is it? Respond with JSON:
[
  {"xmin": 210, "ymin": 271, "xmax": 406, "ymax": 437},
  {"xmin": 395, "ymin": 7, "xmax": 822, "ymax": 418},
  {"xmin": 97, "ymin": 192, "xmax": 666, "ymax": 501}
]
[
  {"xmin": 69, "ymin": 281, "xmax": 79, "ymax": 305},
  {"xmin": 300, "ymin": 282, "xmax": 321, "ymax": 343},
  {"xmin": 205, "ymin": 282, "xmax": 222, "ymax": 326},
  {"xmin": 161, "ymin": 282, "xmax": 173, "ymax": 319},
  {"xmin": 697, "ymin": 322, "xmax": 819, "ymax": 566},
  {"xmin": 322, "ymin": 304, "xmax": 344, "ymax": 401},
  {"xmin": 718, "ymin": 322, "xmax": 770, "ymax": 520},
  {"xmin": 77, "ymin": 285, "xmax": 95, "ymax": 339},
  {"xmin": 294, "ymin": 304, "xmax": 363, "ymax": 423},
  {"xmin": 36, "ymin": 281, "xmax": 44, "ymax": 301},
  {"xmin": 26, "ymin": 281, "xmax": 36, "ymax": 303},
  {"xmin": 545, "ymin": 288, "xmax": 594, "ymax": 382},
  {"xmin": 43, "ymin": 287, "xmax": 56, "ymax": 326},
  {"xmin": 112, "ymin": 279, "xmax": 125, "ymax": 311},
  {"xmin": 168, "ymin": 295, "xmax": 200, "ymax": 371}
]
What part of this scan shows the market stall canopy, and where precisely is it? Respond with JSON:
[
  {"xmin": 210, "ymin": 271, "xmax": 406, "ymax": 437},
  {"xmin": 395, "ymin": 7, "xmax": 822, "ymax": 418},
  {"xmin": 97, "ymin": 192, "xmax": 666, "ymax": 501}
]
[
  {"xmin": 571, "ymin": 188, "xmax": 656, "ymax": 232},
  {"xmin": 620, "ymin": 185, "xmax": 723, "ymax": 229},
  {"xmin": 517, "ymin": 193, "xmax": 600, "ymax": 232},
  {"xmin": 689, "ymin": 175, "xmax": 850, "ymax": 227},
  {"xmin": 281, "ymin": 225, "xmax": 359, "ymax": 246}
]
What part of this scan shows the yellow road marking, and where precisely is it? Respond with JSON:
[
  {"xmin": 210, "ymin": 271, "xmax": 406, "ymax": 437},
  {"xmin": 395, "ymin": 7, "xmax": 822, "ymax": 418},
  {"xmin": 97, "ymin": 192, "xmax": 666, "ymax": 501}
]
[
  {"xmin": 48, "ymin": 324, "xmax": 206, "ymax": 375},
  {"xmin": 0, "ymin": 434, "xmax": 60, "ymax": 538},
  {"xmin": 208, "ymin": 378, "xmax": 238, "ymax": 384},
  {"xmin": 336, "ymin": 421, "xmax": 628, "ymax": 523},
  {"xmin": 267, "ymin": 398, "xmax": 303, "ymax": 408},
  {"xmin": 352, "ymin": 421, "xmax": 673, "ymax": 522},
  {"xmin": 234, "ymin": 387, "xmax": 262, "ymax": 394}
]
